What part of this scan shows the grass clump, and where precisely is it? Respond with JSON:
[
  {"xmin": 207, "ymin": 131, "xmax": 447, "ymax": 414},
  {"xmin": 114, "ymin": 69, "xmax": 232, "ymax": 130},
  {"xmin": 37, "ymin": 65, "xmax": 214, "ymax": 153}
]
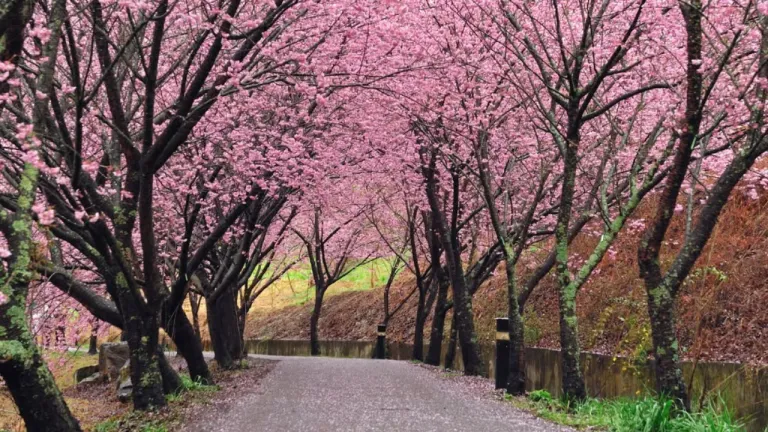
[
  {"xmin": 93, "ymin": 414, "xmax": 168, "ymax": 432},
  {"xmin": 179, "ymin": 375, "xmax": 218, "ymax": 392},
  {"xmin": 167, "ymin": 374, "xmax": 219, "ymax": 402},
  {"xmin": 93, "ymin": 420, "xmax": 119, "ymax": 432},
  {"xmin": 509, "ymin": 391, "xmax": 745, "ymax": 432}
]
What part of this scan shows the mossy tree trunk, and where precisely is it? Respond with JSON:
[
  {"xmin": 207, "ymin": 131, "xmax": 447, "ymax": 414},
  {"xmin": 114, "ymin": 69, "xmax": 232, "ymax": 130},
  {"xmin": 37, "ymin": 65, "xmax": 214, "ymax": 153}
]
[
  {"xmin": 474, "ymin": 128, "xmax": 544, "ymax": 395},
  {"xmin": 117, "ymin": 278, "xmax": 166, "ymax": 409},
  {"xmin": 0, "ymin": 2, "xmax": 82, "ymax": 429},
  {"xmin": 636, "ymin": 0, "xmax": 702, "ymax": 411},
  {"xmin": 553, "ymin": 134, "xmax": 587, "ymax": 401},
  {"xmin": 505, "ymin": 262, "xmax": 526, "ymax": 395},
  {"xmin": 0, "ymin": 166, "xmax": 82, "ymax": 432}
]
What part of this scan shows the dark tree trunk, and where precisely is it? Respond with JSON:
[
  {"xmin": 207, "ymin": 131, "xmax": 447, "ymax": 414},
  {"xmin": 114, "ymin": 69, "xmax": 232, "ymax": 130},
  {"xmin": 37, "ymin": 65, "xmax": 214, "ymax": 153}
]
[
  {"xmin": 88, "ymin": 327, "xmax": 98, "ymax": 355},
  {"xmin": 412, "ymin": 289, "xmax": 426, "ymax": 361},
  {"xmin": 157, "ymin": 349, "xmax": 183, "ymax": 394},
  {"xmin": 422, "ymin": 149, "xmax": 485, "ymax": 376},
  {"xmin": 162, "ymin": 302, "xmax": 212, "ymax": 383},
  {"xmin": 447, "ymin": 271, "xmax": 484, "ymax": 375},
  {"xmin": 425, "ymin": 280, "xmax": 449, "ymax": 366},
  {"xmin": 310, "ymin": 287, "xmax": 325, "ymax": 356},
  {"xmin": 444, "ymin": 314, "xmax": 458, "ymax": 370},
  {"xmin": 206, "ymin": 287, "xmax": 244, "ymax": 369},
  {"xmin": 237, "ymin": 304, "xmax": 248, "ymax": 351}
]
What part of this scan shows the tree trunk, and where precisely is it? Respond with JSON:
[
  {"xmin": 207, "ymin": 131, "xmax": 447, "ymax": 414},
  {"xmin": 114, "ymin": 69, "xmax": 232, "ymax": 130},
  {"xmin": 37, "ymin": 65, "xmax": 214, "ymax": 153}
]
[
  {"xmin": 88, "ymin": 326, "xmax": 98, "ymax": 355},
  {"xmin": 157, "ymin": 349, "xmax": 183, "ymax": 394},
  {"xmin": 206, "ymin": 287, "xmax": 244, "ymax": 369},
  {"xmin": 162, "ymin": 303, "xmax": 212, "ymax": 383},
  {"xmin": 450, "ymin": 281, "xmax": 484, "ymax": 375},
  {"xmin": 444, "ymin": 314, "xmax": 458, "ymax": 370},
  {"xmin": 310, "ymin": 287, "xmax": 325, "ymax": 356},
  {"xmin": 189, "ymin": 292, "xmax": 202, "ymax": 340},
  {"xmin": 124, "ymin": 312, "xmax": 166, "ymax": 410},
  {"xmin": 412, "ymin": 289, "xmax": 426, "ymax": 361},
  {"xmin": 505, "ymin": 263, "xmax": 526, "ymax": 395},
  {"xmin": 646, "ymin": 283, "xmax": 689, "ymax": 408},
  {"xmin": 425, "ymin": 280, "xmax": 449, "ymax": 366},
  {"xmin": 553, "ymin": 137, "xmax": 587, "ymax": 401},
  {"xmin": 237, "ymin": 304, "xmax": 248, "ymax": 352},
  {"xmin": 0, "ymin": 297, "xmax": 82, "ymax": 431},
  {"xmin": 422, "ymin": 151, "xmax": 485, "ymax": 376},
  {"xmin": 557, "ymin": 288, "xmax": 585, "ymax": 400},
  {"xmin": 0, "ymin": 346, "xmax": 82, "ymax": 432}
]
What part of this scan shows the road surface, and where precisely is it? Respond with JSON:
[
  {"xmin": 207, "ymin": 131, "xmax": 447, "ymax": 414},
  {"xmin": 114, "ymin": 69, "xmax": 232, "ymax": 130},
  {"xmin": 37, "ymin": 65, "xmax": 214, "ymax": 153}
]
[{"xmin": 189, "ymin": 355, "xmax": 571, "ymax": 432}]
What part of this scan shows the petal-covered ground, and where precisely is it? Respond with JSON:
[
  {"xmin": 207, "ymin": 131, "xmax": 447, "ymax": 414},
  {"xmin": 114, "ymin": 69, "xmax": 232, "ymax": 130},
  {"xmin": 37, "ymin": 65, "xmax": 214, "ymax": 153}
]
[{"xmin": 187, "ymin": 355, "xmax": 571, "ymax": 432}]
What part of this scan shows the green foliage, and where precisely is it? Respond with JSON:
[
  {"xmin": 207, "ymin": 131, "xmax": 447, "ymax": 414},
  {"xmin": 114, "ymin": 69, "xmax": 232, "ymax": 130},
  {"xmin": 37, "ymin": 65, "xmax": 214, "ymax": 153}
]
[
  {"xmin": 686, "ymin": 266, "xmax": 728, "ymax": 284},
  {"xmin": 179, "ymin": 374, "xmax": 218, "ymax": 392},
  {"xmin": 510, "ymin": 393, "xmax": 745, "ymax": 432},
  {"xmin": 140, "ymin": 424, "xmax": 168, "ymax": 432},
  {"xmin": 100, "ymin": 413, "xmax": 170, "ymax": 432},
  {"xmin": 93, "ymin": 420, "xmax": 119, "ymax": 432},
  {"xmin": 529, "ymin": 389, "xmax": 553, "ymax": 402},
  {"xmin": 610, "ymin": 397, "xmax": 675, "ymax": 432},
  {"xmin": 167, "ymin": 375, "xmax": 219, "ymax": 403}
]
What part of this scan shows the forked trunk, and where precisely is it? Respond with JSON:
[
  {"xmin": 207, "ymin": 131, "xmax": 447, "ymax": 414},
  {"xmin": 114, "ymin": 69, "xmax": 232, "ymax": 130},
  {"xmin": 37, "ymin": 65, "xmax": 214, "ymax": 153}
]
[
  {"xmin": 163, "ymin": 301, "xmax": 212, "ymax": 383},
  {"xmin": 207, "ymin": 287, "xmax": 244, "ymax": 369}
]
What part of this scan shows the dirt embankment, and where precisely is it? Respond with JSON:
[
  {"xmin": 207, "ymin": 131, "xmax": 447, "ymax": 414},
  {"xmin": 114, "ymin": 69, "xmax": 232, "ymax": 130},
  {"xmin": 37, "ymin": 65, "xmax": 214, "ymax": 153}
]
[{"xmin": 246, "ymin": 195, "xmax": 768, "ymax": 366}]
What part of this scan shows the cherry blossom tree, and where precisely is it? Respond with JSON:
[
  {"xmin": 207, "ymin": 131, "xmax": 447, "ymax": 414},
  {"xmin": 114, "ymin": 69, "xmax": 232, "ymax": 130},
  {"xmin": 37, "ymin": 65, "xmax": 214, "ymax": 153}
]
[
  {"xmin": 293, "ymin": 193, "xmax": 380, "ymax": 356},
  {"xmin": 637, "ymin": 1, "xmax": 768, "ymax": 409}
]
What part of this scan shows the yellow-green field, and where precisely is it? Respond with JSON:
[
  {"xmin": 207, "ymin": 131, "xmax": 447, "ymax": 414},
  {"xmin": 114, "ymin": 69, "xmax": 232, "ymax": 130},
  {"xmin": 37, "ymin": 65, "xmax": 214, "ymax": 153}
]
[{"xmin": 251, "ymin": 259, "xmax": 399, "ymax": 312}]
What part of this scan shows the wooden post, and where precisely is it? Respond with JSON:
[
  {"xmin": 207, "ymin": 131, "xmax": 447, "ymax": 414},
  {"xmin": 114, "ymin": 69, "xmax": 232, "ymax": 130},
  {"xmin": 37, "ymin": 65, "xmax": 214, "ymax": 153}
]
[
  {"xmin": 495, "ymin": 317, "xmax": 510, "ymax": 390},
  {"xmin": 374, "ymin": 324, "xmax": 387, "ymax": 359}
]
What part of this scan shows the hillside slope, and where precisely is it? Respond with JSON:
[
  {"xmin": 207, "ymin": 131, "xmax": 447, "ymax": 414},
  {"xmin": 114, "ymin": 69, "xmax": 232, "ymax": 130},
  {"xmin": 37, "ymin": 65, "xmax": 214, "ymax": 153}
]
[{"xmin": 246, "ymin": 195, "xmax": 768, "ymax": 365}]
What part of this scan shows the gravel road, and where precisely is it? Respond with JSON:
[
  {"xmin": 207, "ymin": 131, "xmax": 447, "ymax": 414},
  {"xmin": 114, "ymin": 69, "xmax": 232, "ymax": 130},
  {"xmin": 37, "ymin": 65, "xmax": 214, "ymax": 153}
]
[{"xmin": 191, "ymin": 355, "xmax": 571, "ymax": 432}]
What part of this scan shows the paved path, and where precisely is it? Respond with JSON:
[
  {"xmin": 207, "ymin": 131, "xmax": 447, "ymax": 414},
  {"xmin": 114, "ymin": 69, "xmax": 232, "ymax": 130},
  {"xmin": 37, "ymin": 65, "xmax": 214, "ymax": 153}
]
[{"xmin": 194, "ymin": 355, "xmax": 571, "ymax": 432}]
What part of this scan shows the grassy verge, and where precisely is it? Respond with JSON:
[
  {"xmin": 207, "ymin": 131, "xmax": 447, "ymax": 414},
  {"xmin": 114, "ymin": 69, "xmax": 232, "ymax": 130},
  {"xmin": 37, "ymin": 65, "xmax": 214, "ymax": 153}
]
[{"xmin": 508, "ymin": 390, "xmax": 747, "ymax": 432}]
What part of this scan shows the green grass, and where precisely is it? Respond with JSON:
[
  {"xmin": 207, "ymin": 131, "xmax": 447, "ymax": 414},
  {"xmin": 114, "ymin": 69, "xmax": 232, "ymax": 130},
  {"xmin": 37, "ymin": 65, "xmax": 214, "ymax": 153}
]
[
  {"xmin": 93, "ymin": 417, "xmax": 167, "ymax": 432},
  {"xmin": 167, "ymin": 374, "xmax": 219, "ymax": 402},
  {"xmin": 93, "ymin": 420, "xmax": 119, "ymax": 432},
  {"xmin": 508, "ymin": 391, "xmax": 746, "ymax": 432},
  {"xmin": 283, "ymin": 258, "xmax": 397, "ymax": 285},
  {"xmin": 281, "ymin": 258, "xmax": 401, "ymax": 306}
]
